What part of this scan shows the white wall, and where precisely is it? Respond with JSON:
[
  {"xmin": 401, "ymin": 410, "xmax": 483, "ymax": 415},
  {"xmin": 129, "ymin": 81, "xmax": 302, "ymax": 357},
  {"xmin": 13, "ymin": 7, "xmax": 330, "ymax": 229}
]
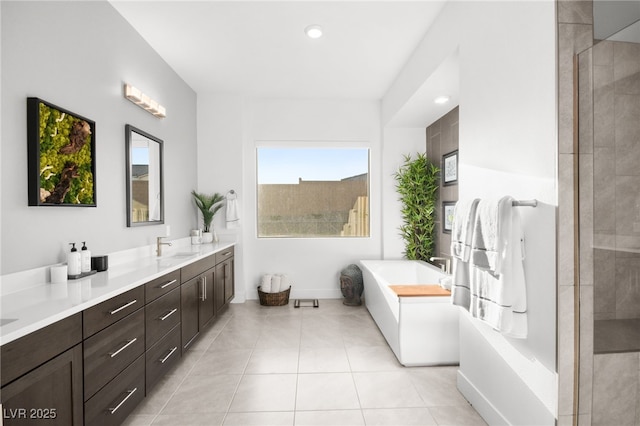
[
  {"xmin": 383, "ymin": 1, "xmax": 557, "ymax": 424},
  {"xmin": 381, "ymin": 127, "xmax": 428, "ymax": 259},
  {"xmin": 0, "ymin": 1, "xmax": 198, "ymax": 275},
  {"xmin": 197, "ymin": 96, "xmax": 382, "ymax": 301}
]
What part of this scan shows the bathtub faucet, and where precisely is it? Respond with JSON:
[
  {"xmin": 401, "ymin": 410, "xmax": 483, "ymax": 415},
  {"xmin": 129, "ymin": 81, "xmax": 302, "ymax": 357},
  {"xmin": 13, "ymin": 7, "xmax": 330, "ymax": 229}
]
[{"xmin": 429, "ymin": 257, "xmax": 451, "ymax": 274}]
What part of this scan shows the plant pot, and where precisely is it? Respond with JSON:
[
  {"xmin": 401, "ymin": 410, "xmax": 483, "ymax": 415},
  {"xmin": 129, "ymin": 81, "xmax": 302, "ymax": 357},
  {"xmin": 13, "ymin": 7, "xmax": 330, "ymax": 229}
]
[{"xmin": 202, "ymin": 232, "xmax": 214, "ymax": 243}]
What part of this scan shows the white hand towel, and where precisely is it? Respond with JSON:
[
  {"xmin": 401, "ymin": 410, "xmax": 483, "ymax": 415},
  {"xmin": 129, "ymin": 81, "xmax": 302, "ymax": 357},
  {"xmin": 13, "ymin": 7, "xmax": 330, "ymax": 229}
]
[
  {"xmin": 260, "ymin": 274, "xmax": 272, "ymax": 293},
  {"xmin": 279, "ymin": 274, "xmax": 291, "ymax": 291},
  {"xmin": 270, "ymin": 274, "xmax": 282, "ymax": 293},
  {"xmin": 451, "ymin": 199, "xmax": 479, "ymax": 261},
  {"xmin": 471, "ymin": 196, "xmax": 513, "ymax": 275},
  {"xmin": 450, "ymin": 199, "xmax": 479, "ymax": 311},
  {"xmin": 226, "ymin": 192, "xmax": 239, "ymax": 229}
]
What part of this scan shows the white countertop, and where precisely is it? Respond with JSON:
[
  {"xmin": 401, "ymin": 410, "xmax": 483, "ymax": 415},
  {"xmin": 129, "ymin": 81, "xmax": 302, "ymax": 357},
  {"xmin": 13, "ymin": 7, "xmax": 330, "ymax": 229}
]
[{"xmin": 0, "ymin": 240, "xmax": 235, "ymax": 346}]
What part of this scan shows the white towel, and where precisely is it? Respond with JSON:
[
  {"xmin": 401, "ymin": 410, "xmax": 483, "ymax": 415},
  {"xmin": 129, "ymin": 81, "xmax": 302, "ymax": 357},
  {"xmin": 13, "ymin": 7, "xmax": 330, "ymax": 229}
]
[
  {"xmin": 279, "ymin": 274, "xmax": 291, "ymax": 291},
  {"xmin": 451, "ymin": 199, "xmax": 479, "ymax": 261},
  {"xmin": 270, "ymin": 274, "xmax": 282, "ymax": 293},
  {"xmin": 226, "ymin": 191, "xmax": 239, "ymax": 229},
  {"xmin": 451, "ymin": 199, "xmax": 479, "ymax": 310},
  {"xmin": 469, "ymin": 196, "xmax": 528, "ymax": 338},
  {"xmin": 260, "ymin": 274, "xmax": 272, "ymax": 293},
  {"xmin": 471, "ymin": 197, "xmax": 513, "ymax": 275}
]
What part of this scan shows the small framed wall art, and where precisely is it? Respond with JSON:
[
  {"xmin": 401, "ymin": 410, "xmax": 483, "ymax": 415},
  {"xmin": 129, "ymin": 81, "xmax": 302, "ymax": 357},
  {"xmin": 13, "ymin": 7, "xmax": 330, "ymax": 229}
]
[
  {"xmin": 442, "ymin": 201, "xmax": 456, "ymax": 234},
  {"xmin": 27, "ymin": 98, "xmax": 97, "ymax": 206},
  {"xmin": 442, "ymin": 150, "xmax": 458, "ymax": 186}
]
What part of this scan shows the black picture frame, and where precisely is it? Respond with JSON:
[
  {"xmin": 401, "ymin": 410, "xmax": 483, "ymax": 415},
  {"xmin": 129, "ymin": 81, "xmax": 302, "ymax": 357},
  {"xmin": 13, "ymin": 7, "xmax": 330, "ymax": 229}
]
[
  {"xmin": 442, "ymin": 150, "xmax": 458, "ymax": 186},
  {"xmin": 27, "ymin": 98, "xmax": 97, "ymax": 206},
  {"xmin": 442, "ymin": 201, "xmax": 456, "ymax": 234}
]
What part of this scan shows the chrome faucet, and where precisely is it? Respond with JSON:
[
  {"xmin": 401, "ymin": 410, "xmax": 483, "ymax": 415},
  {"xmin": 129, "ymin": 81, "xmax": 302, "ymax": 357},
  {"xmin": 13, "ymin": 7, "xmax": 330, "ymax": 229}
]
[
  {"xmin": 429, "ymin": 257, "xmax": 451, "ymax": 274},
  {"xmin": 157, "ymin": 237, "xmax": 172, "ymax": 256}
]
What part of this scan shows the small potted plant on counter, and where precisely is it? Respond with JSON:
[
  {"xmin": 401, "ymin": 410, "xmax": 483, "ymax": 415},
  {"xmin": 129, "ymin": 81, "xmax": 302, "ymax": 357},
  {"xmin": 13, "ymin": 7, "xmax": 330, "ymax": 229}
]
[{"xmin": 191, "ymin": 190, "xmax": 224, "ymax": 243}]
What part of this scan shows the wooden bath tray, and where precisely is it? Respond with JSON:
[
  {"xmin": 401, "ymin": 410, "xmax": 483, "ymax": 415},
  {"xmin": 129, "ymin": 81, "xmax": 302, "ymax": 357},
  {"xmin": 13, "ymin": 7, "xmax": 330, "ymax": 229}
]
[{"xmin": 389, "ymin": 285, "xmax": 451, "ymax": 297}]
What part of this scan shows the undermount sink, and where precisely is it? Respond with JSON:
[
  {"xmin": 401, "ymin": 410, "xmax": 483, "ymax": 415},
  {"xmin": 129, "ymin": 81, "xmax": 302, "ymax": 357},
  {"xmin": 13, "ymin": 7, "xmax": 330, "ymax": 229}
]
[{"xmin": 157, "ymin": 252, "xmax": 198, "ymax": 267}]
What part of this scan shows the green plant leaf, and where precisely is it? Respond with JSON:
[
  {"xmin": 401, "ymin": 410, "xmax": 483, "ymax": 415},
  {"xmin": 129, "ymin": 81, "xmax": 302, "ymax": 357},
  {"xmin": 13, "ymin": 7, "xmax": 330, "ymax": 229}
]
[
  {"xmin": 394, "ymin": 152, "xmax": 440, "ymax": 261},
  {"xmin": 191, "ymin": 190, "xmax": 225, "ymax": 232}
]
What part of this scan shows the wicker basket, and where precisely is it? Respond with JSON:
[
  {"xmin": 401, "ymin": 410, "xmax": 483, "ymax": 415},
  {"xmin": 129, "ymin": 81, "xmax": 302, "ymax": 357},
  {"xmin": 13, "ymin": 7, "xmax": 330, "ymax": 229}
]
[{"xmin": 258, "ymin": 286, "xmax": 291, "ymax": 306}]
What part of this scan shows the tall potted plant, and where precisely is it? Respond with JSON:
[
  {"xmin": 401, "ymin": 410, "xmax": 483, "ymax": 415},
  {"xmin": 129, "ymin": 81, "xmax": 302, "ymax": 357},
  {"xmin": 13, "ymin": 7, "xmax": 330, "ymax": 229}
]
[
  {"xmin": 394, "ymin": 152, "xmax": 440, "ymax": 261},
  {"xmin": 191, "ymin": 190, "xmax": 224, "ymax": 243}
]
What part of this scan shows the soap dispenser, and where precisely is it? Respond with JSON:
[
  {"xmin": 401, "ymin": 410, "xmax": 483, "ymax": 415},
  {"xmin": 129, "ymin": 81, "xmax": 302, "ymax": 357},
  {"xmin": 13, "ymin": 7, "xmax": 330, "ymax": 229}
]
[
  {"xmin": 67, "ymin": 243, "xmax": 81, "ymax": 276},
  {"xmin": 80, "ymin": 241, "xmax": 91, "ymax": 273}
]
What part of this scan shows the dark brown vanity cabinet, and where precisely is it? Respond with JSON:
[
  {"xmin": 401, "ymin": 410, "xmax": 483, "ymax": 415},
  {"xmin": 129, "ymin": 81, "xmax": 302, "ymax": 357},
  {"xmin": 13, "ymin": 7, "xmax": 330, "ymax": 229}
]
[
  {"xmin": 180, "ymin": 248, "xmax": 234, "ymax": 352},
  {"xmin": 180, "ymin": 254, "xmax": 216, "ymax": 352},
  {"xmin": 82, "ymin": 287, "xmax": 145, "ymax": 425},
  {"xmin": 0, "ymin": 247, "xmax": 233, "ymax": 425},
  {"xmin": 144, "ymin": 270, "xmax": 182, "ymax": 392},
  {"xmin": 215, "ymin": 247, "xmax": 235, "ymax": 311},
  {"xmin": 0, "ymin": 314, "xmax": 83, "ymax": 425}
]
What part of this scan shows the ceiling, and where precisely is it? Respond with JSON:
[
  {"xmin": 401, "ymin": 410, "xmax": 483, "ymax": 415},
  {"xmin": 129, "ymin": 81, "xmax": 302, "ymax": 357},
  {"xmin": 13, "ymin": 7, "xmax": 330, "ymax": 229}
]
[{"xmin": 110, "ymin": 1, "xmax": 451, "ymax": 106}]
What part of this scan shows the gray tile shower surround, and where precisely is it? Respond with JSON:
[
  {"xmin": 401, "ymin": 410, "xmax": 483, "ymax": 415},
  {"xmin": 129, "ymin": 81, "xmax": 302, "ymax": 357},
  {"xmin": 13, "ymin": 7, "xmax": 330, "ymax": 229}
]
[{"xmin": 123, "ymin": 299, "xmax": 487, "ymax": 426}]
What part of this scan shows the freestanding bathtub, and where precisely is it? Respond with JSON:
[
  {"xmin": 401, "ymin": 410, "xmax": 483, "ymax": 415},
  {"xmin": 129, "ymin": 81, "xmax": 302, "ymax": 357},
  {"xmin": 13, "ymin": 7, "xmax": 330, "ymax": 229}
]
[{"xmin": 359, "ymin": 260, "xmax": 459, "ymax": 366}]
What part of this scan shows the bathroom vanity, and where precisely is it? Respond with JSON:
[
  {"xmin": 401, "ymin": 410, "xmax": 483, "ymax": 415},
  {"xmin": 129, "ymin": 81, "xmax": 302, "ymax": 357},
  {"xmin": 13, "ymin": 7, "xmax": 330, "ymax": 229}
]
[{"xmin": 0, "ymin": 241, "xmax": 234, "ymax": 425}]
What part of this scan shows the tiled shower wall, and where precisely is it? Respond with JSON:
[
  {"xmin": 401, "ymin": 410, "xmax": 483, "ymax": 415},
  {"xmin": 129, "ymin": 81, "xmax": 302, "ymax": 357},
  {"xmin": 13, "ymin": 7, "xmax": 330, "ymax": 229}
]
[
  {"xmin": 426, "ymin": 106, "xmax": 459, "ymax": 259},
  {"xmin": 591, "ymin": 40, "xmax": 640, "ymax": 321},
  {"xmin": 587, "ymin": 36, "xmax": 640, "ymax": 426}
]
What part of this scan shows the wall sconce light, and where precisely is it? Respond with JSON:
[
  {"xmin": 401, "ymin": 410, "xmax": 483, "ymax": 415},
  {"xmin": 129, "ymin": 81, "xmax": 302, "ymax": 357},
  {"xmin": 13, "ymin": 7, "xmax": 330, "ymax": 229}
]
[{"xmin": 124, "ymin": 83, "xmax": 166, "ymax": 118}]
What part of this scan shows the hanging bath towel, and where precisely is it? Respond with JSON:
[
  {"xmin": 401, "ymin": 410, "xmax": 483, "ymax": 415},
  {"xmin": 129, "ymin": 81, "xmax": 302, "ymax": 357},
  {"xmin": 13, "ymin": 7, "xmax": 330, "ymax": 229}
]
[
  {"xmin": 469, "ymin": 196, "xmax": 528, "ymax": 338},
  {"xmin": 226, "ymin": 191, "xmax": 239, "ymax": 229},
  {"xmin": 450, "ymin": 199, "xmax": 479, "ymax": 311}
]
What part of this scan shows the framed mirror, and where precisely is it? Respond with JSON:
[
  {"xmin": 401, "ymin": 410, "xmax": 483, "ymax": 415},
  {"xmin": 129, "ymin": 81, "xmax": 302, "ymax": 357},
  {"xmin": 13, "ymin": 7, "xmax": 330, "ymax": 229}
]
[{"xmin": 125, "ymin": 124, "xmax": 164, "ymax": 227}]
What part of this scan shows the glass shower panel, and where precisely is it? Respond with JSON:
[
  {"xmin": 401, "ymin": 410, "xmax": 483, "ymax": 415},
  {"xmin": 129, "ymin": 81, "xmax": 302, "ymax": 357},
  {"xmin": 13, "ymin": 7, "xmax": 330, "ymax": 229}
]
[{"xmin": 583, "ymin": 37, "xmax": 640, "ymax": 354}]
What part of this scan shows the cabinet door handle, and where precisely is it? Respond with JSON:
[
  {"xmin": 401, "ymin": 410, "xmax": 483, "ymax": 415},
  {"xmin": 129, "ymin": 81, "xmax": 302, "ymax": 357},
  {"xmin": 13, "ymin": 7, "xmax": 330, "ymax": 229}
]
[
  {"xmin": 109, "ymin": 300, "xmax": 137, "ymax": 315},
  {"xmin": 159, "ymin": 346, "xmax": 178, "ymax": 364},
  {"xmin": 159, "ymin": 308, "xmax": 178, "ymax": 321},
  {"xmin": 201, "ymin": 276, "xmax": 207, "ymax": 301},
  {"xmin": 159, "ymin": 279, "xmax": 177, "ymax": 289},
  {"xmin": 108, "ymin": 387, "xmax": 138, "ymax": 414},
  {"xmin": 224, "ymin": 263, "xmax": 228, "ymax": 280},
  {"xmin": 109, "ymin": 338, "xmax": 137, "ymax": 358}
]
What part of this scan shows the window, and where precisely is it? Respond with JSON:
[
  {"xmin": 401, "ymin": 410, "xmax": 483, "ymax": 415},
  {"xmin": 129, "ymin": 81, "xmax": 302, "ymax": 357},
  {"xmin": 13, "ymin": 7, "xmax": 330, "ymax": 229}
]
[{"xmin": 257, "ymin": 147, "xmax": 370, "ymax": 238}]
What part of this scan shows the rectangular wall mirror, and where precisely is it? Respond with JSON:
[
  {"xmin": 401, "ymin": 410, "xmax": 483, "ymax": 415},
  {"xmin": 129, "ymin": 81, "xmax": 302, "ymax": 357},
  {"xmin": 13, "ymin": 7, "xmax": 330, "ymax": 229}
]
[{"xmin": 125, "ymin": 124, "xmax": 164, "ymax": 226}]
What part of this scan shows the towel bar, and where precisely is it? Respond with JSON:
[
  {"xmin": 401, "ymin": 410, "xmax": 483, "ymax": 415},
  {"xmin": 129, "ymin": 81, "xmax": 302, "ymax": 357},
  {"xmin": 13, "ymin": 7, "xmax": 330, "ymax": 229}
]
[{"xmin": 512, "ymin": 199, "xmax": 537, "ymax": 207}]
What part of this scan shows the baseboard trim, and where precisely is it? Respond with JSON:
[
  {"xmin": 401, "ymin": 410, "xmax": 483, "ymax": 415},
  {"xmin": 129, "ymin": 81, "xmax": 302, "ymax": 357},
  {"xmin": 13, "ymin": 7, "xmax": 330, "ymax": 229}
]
[{"xmin": 457, "ymin": 370, "xmax": 510, "ymax": 426}]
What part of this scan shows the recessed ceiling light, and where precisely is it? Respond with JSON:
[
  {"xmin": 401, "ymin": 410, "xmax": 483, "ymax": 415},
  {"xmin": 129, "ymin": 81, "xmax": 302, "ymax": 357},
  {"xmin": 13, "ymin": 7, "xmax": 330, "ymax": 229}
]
[
  {"xmin": 434, "ymin": 96, "xmax": 450, "ymax": 105},
  {"xmin": 305, "ymin": 25, "xmax": 323, "ymax": 39}
]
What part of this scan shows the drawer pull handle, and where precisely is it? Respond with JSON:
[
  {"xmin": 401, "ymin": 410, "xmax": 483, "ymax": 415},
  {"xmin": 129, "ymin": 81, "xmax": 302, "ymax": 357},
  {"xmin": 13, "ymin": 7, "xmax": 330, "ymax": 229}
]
[
  {"xmin": 159, "ymin": 279, "xmax": 177, "ymax": 289},
  {"xmin": 109, "ymin": 338, "xmax": 137, "ymax": 358},
  {"xmin": 109, "ymin": 300, "xmax": 137, "ymax": 315},
  {"xmin": 108, "ymin": 387, "xmax": 138, "ymax": 414},
  {"xmin": 159, "ymin": 346, "xmax": 178, "ymax": 364},
  {"xmin": 159, "ymin": 308, "xmax": 178, "ymax": 321},
  {"xmin": 221, "ymin": 251, "xmax": 231, "ymax": 256}
]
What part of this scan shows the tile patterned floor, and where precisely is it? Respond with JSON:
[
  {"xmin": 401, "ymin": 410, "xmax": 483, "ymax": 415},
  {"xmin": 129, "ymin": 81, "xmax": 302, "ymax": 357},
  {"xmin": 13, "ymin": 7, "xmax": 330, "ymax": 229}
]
[{"xmin": 124, "ymin": 299, "xmax": 487, "ymax": 426}]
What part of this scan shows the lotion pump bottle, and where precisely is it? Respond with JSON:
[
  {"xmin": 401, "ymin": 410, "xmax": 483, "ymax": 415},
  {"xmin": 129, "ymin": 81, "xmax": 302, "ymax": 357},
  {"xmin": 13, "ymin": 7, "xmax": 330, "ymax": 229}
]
[
  {"xmin": 68, "ymin": 243, "xmax": 81, "ymax": 276},
  {"xmin": 80, "ymin": 241, "xmax": 91, "ymax": 273}
]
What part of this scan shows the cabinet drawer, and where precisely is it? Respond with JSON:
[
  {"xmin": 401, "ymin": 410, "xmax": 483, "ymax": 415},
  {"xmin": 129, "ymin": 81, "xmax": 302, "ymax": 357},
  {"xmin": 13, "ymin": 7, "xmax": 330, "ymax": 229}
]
[
  {"xmin": 215, "ymin": 246, "xmax": 234, "ymax": 264},
  {"xmin": 1, "ymin": 344, "xmax": 83, "ymax": 425},
  {"xmin": 181, "ymin": 254, "xmax": 216, "ymax": 283},
  {"xmin": 145, "ymin": 287, "xmax": 180, "ymax": 347},
  {"xmin": 83, "ymin": 308, "xmax": 145, "ymax": 400},
  {"xmin": 83, "ymin": 286, "xmax": 145, "ymax": 338},
  {"xmin": 145, "ymin": 269, "xmax": 181, "ymax": 303},
  {"xmin": 1, "ymin": 313, "xmax": 81, "ymax": 387},
  {"xmin": 84, "ymin": 354, "xmax": 145, "ymax": 426},
  {"xmin": 146, "ymin": 324, "xmax": 181, "ymax": 392}
]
